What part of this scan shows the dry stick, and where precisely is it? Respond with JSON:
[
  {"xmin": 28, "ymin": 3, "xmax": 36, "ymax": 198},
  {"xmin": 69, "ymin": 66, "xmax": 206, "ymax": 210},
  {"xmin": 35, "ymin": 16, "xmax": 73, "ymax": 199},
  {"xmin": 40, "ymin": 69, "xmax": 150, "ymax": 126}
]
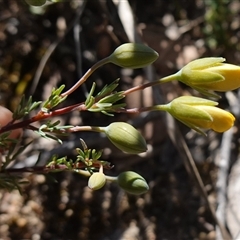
[
  {"xmin": 215, "ymin": 91, "xmax": 240, "ymax": 240},
  {"xmin": 113, "ymin": 0, "xmax": 138, "ymax": 43},
  {"xmin": 29, "ymin": 1, "xmax": 87, "ymax": 95},
  {"xmin": 167, "ymin": 123, "xmax": 231, "ymax": 239},
  {"xmin": 215, "ymin": 128, "xmax": 233, "ymax": 240},
  {"xmin": 73, "ymin": 13, "xmax": 88, "ymax": 98},
  {"xmin": 29, "ymin": 41, "xmax": 58, "ymax": 95}
]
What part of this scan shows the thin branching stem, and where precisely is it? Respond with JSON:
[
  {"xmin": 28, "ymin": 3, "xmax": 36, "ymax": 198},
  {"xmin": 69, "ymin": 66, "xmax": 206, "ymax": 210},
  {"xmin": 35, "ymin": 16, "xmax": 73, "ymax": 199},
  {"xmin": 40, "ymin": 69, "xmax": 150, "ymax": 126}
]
[
  {"xmin": 115, "ymin": 104, "xmax": 168, "ymax": 114},
  {"xmin": 0, "ymin": 161, "xmax": 112, "ymax": 174},
  {"xmin": 68, "ymin": 126, "xmax": 104, "ymax": 133},
  {"xmin": 61, "ymin": 57, "xmax": 111, "ymax": 97},
  {"xmin": 0, "ymin": 74, "xmax": 174, "ymax": 134},
  {"xmin": 123, "ymin": 74, "xmax": 177, "ymax": 95}
]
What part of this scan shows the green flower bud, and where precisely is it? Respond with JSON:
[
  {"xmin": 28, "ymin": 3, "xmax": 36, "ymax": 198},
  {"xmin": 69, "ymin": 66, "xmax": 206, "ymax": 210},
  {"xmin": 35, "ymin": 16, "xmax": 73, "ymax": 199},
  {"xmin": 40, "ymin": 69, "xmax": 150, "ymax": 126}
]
[
  {"xmin": 88, "ymin": 172, "xmax": 106, "ymax": 190},
  {"xmin": 109, "ymin": 43, "xmax": 158, "ymax": 69},
  {"xmin": 25, "ymin": 0, "xmax": 46, "ymax": 6},
  {"xmin": 117, "ymin": 171, "xmax": 149, "ymax": 195},
  {"xmin": 104, "ymin": 122, "xmax": 147, "ymax": 154}
]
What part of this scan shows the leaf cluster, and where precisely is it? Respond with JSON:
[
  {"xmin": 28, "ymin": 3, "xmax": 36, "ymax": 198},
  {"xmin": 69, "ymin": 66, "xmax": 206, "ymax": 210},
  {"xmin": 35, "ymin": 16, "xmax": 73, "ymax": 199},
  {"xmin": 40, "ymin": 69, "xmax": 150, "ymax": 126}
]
[
  {"xmin": 12, "ymin": 95, "xmax": 42, "ymax": 120},
  {"xmin": 42, "ymin": 85, "xmax": 67, "ymax": 112},
  {"xmin": 85, "ymin": 79, "xmax": 126, "ymax": 116},
  {"xmin": 35, "ymin": 120, "xmax": 73, "ymax": 144}
]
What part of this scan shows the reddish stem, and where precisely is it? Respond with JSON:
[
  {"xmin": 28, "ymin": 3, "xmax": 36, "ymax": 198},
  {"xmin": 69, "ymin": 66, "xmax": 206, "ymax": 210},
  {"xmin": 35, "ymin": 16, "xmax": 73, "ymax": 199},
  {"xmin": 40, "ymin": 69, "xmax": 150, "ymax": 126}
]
[
  {"xmin": 123, "ymin": 81, "xmax": 160, "ymax": 95},
  {"xmin": 0, "ymin": 103, "xmax": 87, "ymax": 134}
]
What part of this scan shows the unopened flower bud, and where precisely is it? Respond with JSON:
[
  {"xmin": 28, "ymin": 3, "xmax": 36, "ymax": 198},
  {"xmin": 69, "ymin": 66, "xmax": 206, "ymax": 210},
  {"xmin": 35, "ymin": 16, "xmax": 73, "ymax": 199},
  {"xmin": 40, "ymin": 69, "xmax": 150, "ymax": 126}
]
[
  {"xmin": 25, "ymin": 0, "xmax": 46, "ymax": 6},
  {"xmin": 88, "ymin": 172, "xmax": 106, "ymax": 190},
  {"xmin": 117, "ymin": 171, "xmax": 149, "ymax": 195},
  {"xmin": 164, "ymin": 96, "xmax": 235, "ymax": 133},
  {"xmin": 109, "ymin": 43, "xmax": 158, "ymax": 69},
  {"xmin": 104, "ymin": 122, "xmax": 147, "ymax": 154},
  {"xmin": 171, "ymin": 57, "xmax": 240, "ymax": 97}
]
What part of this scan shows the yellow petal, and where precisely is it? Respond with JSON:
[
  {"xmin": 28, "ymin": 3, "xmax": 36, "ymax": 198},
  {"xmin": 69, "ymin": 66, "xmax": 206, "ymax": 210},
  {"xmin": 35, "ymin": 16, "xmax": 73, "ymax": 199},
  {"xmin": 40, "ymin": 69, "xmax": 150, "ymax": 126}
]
[
  {"xmin": 194, "ymin": 106, "xmax": 235, "ymax": 132},
  {"xmin": 198, "ymin": 63, "xmax": 240, "ymax": 91}
]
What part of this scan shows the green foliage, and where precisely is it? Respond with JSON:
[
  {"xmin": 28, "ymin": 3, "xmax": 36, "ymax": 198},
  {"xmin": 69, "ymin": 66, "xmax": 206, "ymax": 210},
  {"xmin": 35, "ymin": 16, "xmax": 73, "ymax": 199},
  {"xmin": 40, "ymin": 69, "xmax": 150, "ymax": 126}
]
[
  {"xmin": 35, "ymin": 120, "xmax": 73, "ymax": 144},
  {"xmin": 3, "ymin": 140, "xmax": 33, "ymax": 170},
  {"xmin": 0, "ymin": 132, "xmax": 18, "ymax": 150},
  {"xmin": 41, "ymin": 85, "xmax": 67, "ymax": 112},
  {"xmin": 13, "ymin": 95, "xmax": 42, "ymax": 120},
  {"xmin": 0, "ymin": 175, "xmax": 28, "ymax": 193},
  {"xmin": 75, "ymin": 139, "xmax": 108, "ymax": 172},
  {"xmin": 204, "ymin": 0, "xmax": 233, "ymax": 49},
  {"xmin": 85, "ymin": 79, "xmax": 126, "ymax": 116}
]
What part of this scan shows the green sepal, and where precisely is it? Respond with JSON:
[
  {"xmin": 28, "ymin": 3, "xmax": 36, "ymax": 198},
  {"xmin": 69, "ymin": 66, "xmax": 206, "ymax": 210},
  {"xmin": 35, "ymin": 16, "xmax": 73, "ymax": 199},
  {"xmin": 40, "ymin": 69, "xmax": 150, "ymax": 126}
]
[
  {"xmin": 185, "ymin": 57, "xmax": 225, "ymax": 70},
  {"xmin": 171, "ymin": 96, "xmax": 218, "ymax": 106},
  {"xmin": 170, "ymin": 102, "xmax": 213, "ymax": 122},
  {"xmin": 174, "ymin": 117, "xmax": 207, "ymax": 136},
  {"xmin": 181, "ymin": 69, "xmax": 224, "ymax": 84},
  {"xmin": 192, "ymin": 86, "xmax": 221, "ymax": 99}
]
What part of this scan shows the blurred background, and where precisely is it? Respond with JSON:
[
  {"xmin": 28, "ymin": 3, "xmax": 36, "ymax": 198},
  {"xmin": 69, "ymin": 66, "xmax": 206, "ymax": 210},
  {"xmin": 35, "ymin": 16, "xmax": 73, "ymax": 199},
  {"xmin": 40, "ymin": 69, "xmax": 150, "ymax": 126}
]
[{"xmin": 1, "ymin": 0, "xmax": 240, "ymax": 239}]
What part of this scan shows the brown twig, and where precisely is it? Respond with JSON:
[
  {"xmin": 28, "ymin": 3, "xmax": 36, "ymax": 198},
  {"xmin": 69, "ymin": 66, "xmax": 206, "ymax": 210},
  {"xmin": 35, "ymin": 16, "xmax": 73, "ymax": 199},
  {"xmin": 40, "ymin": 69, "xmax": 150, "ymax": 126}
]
[{"xmin": 167, "ymin": 118, "xmax": 231, "ymax": 239}]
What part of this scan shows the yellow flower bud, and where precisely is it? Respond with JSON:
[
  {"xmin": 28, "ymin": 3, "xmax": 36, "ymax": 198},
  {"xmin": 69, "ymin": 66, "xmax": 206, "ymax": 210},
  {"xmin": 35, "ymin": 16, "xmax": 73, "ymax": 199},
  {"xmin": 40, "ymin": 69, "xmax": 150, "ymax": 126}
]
[
  {"xmin": 166, "ymin": 57, "xmax": 240, "ymax": 97},
  {"xmin": 25, "ymin": 0, "xmax": 46, "ymax": 6},
  {"xmin": 88, "ymin": 172, "xmax": 106, "ymax": 190},
  {"xmin": 104, "ymin": 122, "xmax": 147, "ymax": 154},
  {"xmin": 109, "ymin": 43, "xmax": 159, "ymax": 69},
  {"xmin": 117, "ymin": 171, "xmax": 149, "ymax": 195},
  {"xmin": 164, "ymin": 96, "xmax": 235, "ymax": 133}
]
